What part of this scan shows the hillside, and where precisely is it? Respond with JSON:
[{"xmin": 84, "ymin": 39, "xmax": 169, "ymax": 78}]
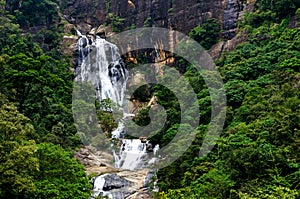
[{"xmin": 0, "ymin": 0, "xmax": 299, "ymax": 198}]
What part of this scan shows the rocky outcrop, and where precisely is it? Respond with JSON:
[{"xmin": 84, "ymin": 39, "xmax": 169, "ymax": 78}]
[
  {"xmin": 75, "ymin": 146, "xmax": 155, "ymax": 198},
  {"xmin": 61, "ymin": 0, "xmax": 224, "ymax": 34},
  {"xmin": 101, "ymin": 174, "xmax": 130, "ymax": 191},
  {"xmin": 210, "ymin": 0, "xmax": 252, "ymax": 59},
  {"xmin": 74, "ymin": 146, "xmax": 116, "ymax": 175},
  {"xmin": 61, "ymin": 0, "xmax": 250, "ymax": 61},
  {"xmin": 93, "ymin": 169, "xmax": 154, "ymax": 198},
  {"xmin": 223, "ymin": 0, "xmax": 243, "ymax": 39}
]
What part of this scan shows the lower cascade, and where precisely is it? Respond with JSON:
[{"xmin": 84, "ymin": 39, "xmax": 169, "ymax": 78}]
[
  {"xmin": 76, "ymin": 32, "xmax": 159, "ymax": 198},
  {"xmin": 114, "ymin": 139, "xmax": 159, "ymax": 170},
  {"xmin": 92, "ymin": 139, "xmax": 159, "ymax": 198}
]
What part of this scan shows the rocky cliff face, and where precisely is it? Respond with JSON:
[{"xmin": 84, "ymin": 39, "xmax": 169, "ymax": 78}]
[
  {"xmin": 61, "ymin": 0, "xmax": 248, "ymax": 60},
  {"xmin": 61, "ymin": 0, "xmax": 243, "ymax": 39}
]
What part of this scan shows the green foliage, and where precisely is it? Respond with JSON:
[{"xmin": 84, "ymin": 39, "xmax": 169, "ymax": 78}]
[
  {"xmin": 0, "ymin": 98, "xmax": 37, "ymax": 197},
  {"xmin": 133, "ymin": 107, "xmax": 151, "ymax": 127},
  {"xmin": 0, "ymin": 99, "xmax": 36, "ymax": 141},
  {"xmin": 95, "ymin": 99, "xmax": 118, "ymax": 136},
  {"xmin": 106, "ymin": 0, "xmax": 111, "ymax": 12},
  {"xmin": 7, "ymin": 0, "xmax": 59, "ymax": 27},
  {"xmin": 0, "ymin": 13, "xmax": 77, "ymax": 147},
  {"xmin": 4, "ymin": 0, "xmax": 63, "ymax": 52},
  {"xmin": 0, "ymin": 141, "xmax": 92, "ymax": 198},
  {"xmin": 188, "ymin": 18, "xmax": 220, "ymax": 49},
  {"xmin": 236, "ymin": 186, "xmax": 299, "ymax": 199},
  {"xmin": 157, "ymin": 5, "xmax": 300, "ymax": 198},
  {"xmin": 243, "ymin": 10, "xmax": 276, "ymax": 28},
  {"xmin": 143, "ymin": 17, "xmax": 152, "ymax": 27},
  {"xmin": 0, "ymin": 140, "xmax": 39, "ymax": 198},
  {"xmin": 296, "ymin": 8, "xmax": 300, "ymax": 15},
  {"xmin": 224, "ymin": 80, "xmax": 246, "ymax": 108},
  {"xmin": 159, "ymin": 169, "xmax": 234, "ymax": 199},
  {"xmin": 32, "ymin": 143, "xmax": 92, "ymax": 199},
  {"xmin": 0, "ymin": 53, "xmax": 78, "ymax": 147},
  {"xmin": 256, "ymin": 0, "xmax": 300, "ymax": 19},
  {"xmin": 0, "ymin": 100, "xmax": 91, "ymax": 198},
  {"xmin": 108, "ymin": 13, "xmax": 125, "ymax": 33},
  {"xmin": 0, "ymin": 2, "xmax": 93, "ymax": 198}
]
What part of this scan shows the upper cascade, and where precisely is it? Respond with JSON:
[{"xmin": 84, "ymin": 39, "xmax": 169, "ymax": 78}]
[
  {"xmin": 76, "ymin": 33, "xmax": 128, "ymax": 109},
  {"xmin": 76, "ymin": 32, "xmax": 129, "ymax": 138}
]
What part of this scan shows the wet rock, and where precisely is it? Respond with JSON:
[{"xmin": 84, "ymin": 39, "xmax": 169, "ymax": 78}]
[
  {"xmin": 139, "ymin": 137, "xmax": 147, "ymax": 143},
  {"xmin": 223, "ymin": 29, "xmax": 237, "ymax": 40},
  {"xmin": 96, "ymin": 25, "xmax": 110, "ymax": 36},
  {"xmin": 76, "ymin": 144, "xmax": 156, "ymax": 198},
  {"xmin": 210, "ymin": 0, "xmax": 251, "ymax": 59},
  {"xmin": 86, "ymin": 166, "xmax": 119, "ymax": 176},
  {"xmin": 89, "ymin": 24, "xmax": 112, "ymax": 37},
  {"xmin": 146, "ymin": 143, "xmax": 153, "ymax": 152},
  {"xmin": 103, "ymin": 174, "xmax": 130, "ymax": 191},
  {"xmin": 93, "ymin": 170, "xmax": 153, "ymax": 198},
  {"xmin": 222, "ymin": 0, "xmax": 243, "ymax": 40},
  {"xmin": 61, "ymin": 35, "xmax": 78, "ymax": 57},
  {"xmin": 74, "ymin": 146, "xmax": 116, "ymax": 175},
  {"xmin": 128, "ymin": 191, "xmax": 152, "ymax": 199}
]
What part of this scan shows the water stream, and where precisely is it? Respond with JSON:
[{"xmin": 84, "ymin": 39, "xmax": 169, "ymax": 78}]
[{"xmin": 76, "ymin": 32, "xmax": 158, "ymax": 198}]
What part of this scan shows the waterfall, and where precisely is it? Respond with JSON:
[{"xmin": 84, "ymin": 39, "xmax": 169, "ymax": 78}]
[
  {"xmin": 115, "ymin": 139, "xmax": 146, "ymax": 170},
  {"xmin": 77, "ymin": 33, "xmax": 128, "ymax": 138},
  {"xmin": 76, "ymin": 32, "xmax": 158, "ymax": 198},
  {"xmin": 77, "ymin": 33, "xmax": 128, "ymax": 107}
]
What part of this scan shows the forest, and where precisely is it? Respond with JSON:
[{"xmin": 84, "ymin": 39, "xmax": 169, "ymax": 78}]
[{"xmin": 0, "ymin": 0, "xmax": 299, "ymax": 198}]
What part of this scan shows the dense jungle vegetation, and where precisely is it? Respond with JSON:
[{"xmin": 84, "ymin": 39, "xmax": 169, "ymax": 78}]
[
  {"xmin": 156, "ymin": 1, "xmax": 300, "ymax": 198},
  {"xmin": 0, "ymin": 0, "xmax": 299, "ymax": 198},
  {"xmin": 0, "ymin": 0, "xmax": 91, "ymax": 198}
]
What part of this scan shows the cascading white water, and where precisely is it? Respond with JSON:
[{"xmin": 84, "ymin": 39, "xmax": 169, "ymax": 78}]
[
  {"xmin": 114, "ymin": 139, "xmax": 147, "ymax": 170},
  {"xmin": 77, "ymin": 33, "xmax": 128, "ymax": 138},
  {"xmin": 77, "ymin": 33, "xmax": 127, "ymax": 106},
  {"xmin": 76, "ymin": 32, "xmax": 159, "ymax": 198},
  {"xmin": 114, "ymin": 139, "xmax": 159, "ymax": 170},
  {"xmin": 93, "ymin": 174, "xmax": 112, "ymax": 198}
]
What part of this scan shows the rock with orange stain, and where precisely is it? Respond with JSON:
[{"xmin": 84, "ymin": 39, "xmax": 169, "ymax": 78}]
[{"xmin": 128, "ymin": 0, "xmax": 135, "ymax": 8}]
